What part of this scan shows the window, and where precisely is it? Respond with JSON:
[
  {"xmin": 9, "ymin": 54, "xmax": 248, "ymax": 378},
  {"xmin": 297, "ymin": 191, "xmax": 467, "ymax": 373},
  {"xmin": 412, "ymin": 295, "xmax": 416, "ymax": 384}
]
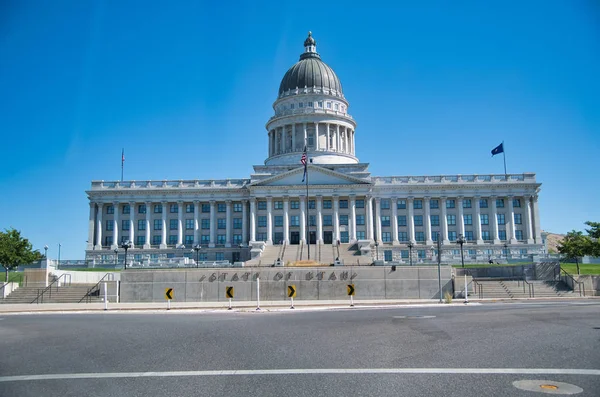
[
  {"xmin": 199, "ymin": 252, "xmax": 208, "ymax": 261},
  {"xmin": 397, "ymin": 200, "xmax": 406, "ymax": 209},
  {"xmin": 106, "ymin": 205, "xmax": 114, "ymax": 214},
  {"xmin": 274, "ymin": 216, "xmax": 283, "ymax": 227},
  {"xmin": 323, "ymin": 200, "xmax": 332, "ymax": 209},
  {"xmin": 290, "ymin": 201, "xmax": 299, "ymax": 209},
  {"xmin": 326, "ymin": 101, "xmax": 331, "ymax": 109},
  {"xmin": 308, "ymin": 134, "xmax": 314, "ymax": 146},
  {"xmin": 482, "ymin": 231, "xmax": 491, "ymax": 241},
  {"xmin": 274, "ymin": 201, "xmax": 283, "ymax": 210},
  {"xmin": 515, "ymin": 230, "xmax": 523, "ymax": 240},
  {"xmin": 215, "ymin": 252, "xmax": 225, "ymax": 261},
  {"xmin": 430, "ymin": 199, "xmax": 439, "ymax": 209},
  {"xmin": 356, "ymin": 199, "xmax": 365, "ymax": 208},
  {"xmin": 514, "ymin": 214, "xmax": 522, "ymax": 224},
  {"xmin": 233, "ymin": 203, "xmax": 242, "ymax": 212},
  {"xmin": 401, "ymin": 250, "xmax": 409, "ymax": 259},
  {"xmin": 398, "ymin": 215, "xmax": 407, "ymax": 227},
  {"xmin": 381, "ymin": 216, "xmax": 390, "ymax": 227},
  {"xmin": 308, "ymin": 101, "xmax": 313, "ymax": 107},
  {"xmin": 399, "ymin": 232, "xmax": 408, "ymax": 242},
  {"xmin": 154, "ymin": 204, "xmax": 162, "ymax": 213},
  {"xmin": 217, "ymin": 203, "xmax": 226, "ymax": 212},
  {"xmin": 201, "ymin": 235, "xmax": 210, "ymax": 244},
  {"xmin": 258, "ymin": 216, "xmax": 267, "ymax": 227},
  {"xmin": 217, "ymin": 235, "xmax": 226, "ymax": 245},
  {"xmin": 382, "ymin": 232, "xmax": 391, "ymax": 242},
  {"xmin": 154, "ymin": 220, "xmax": 162, "ymax": 230},
  {"xmin": 468, "ymin": 249, "xmax": 476, "ymax": 256},
  {"xmin": 123, "ymin": 205, "xmax": 130, "ymax": 214},
  {"xmin": 256, "ymin": 232, "xmax": 267, "ymax": 241},
  {"xmin": 356, "ymin": 231, "xmax": 366, "ymax": 240},
  {"xmin": 340, "ymin": 231, "xmax": 349, "ymax": 243},
  {"xmin": 448, "ymin": 231, "xmax": 457, "ymax": 241},
  {"xmin": 413, "ymin": 199, "xmax": 422, "ymax": 209},
  {"xmin": 233, "ymin": 218, "xmax": 242, "ymax": 229},
  {"xmin": 202, "ymin": 204, "xmax": 210, "ymax": 213},
  {"xmin": 290, "ymin": 216, "xmax": 299, "ymax": 227},
  {"xmin": 480, "ymin": 214, "xmax": 489, "ymax": 225},
  {"xmin": 497, "ymin": 214, "xmax": 505, "ymax": 225},
  {"xmin": 201, "ymin": 219, "xmax": 211, "ymax": 229},
  {"xmin": 170, "ymin": 204, "xmax": 178, "ymax": 213},
  {"xmin": 106, "ymin": 221, "xmax": 113, "ymax": 231},
  {"xmin": 122, "ymin": 220, "xmax": 130, "ymax": 231},
  {"xmin": 185, "ymin": 235, "xmax": 194, "ymax": 245},
  {"xmin": 479, "ymin": 199, "xmax": 488, "ymax": 208},
  {"xmin": 463, "ymin": 199, "xmax": 472, "ymax": 208},
  {"xmin": 447, "ymin": 215, "xmax": 456, "ymax": 226},
  {"xmin": 152, "ymin": 235, "xmax": 161, "ymax": 245},
  {"xmin": 496, "ymin": 199, "xmax": 505, "ymax": 208},
  {"xmin": 430, "ymin": 215, "xmax": 439, "ymax": 226},
  {"xmin": 432, "ymin": 233, "xmax": 438, "ymax": 242},
  {"xmin": 299, "ymin": 102, "xmax": 304, "ymax": 108},
  {"xmin": 233, "ymin": 234, "xmax": 242, "ymax": 245},
  {"xmin": 170, "ymin": 219, "xmax": 178, "ymax": 230},
  {"xmin": 290, "ymin": 103, "xmax": 295, "ymax": 110},
  {"xmin": 499, "ymin": 230, "xmax": 507, "ymax": 241},
  {"xmin": 186, "ymin": 219, "xmax": 194, "ymax": 230},
  {"xmin": 339, "ymin": 215, "xmax": 348, "ymax": 225},
  {"xmin": 323, "ymin": 215, "xmax": 332, "ymax": 226},
  {"xmin": 415, "ymin": 232, "xmax": 425, "ymax": 242},
  {"xmin": 513, "ymin": 198, "xmax": 521, "ymax": 208},
  {"xmin": 309, "ymin": 215, "xmax": 316, "ymax": 226},
  {"xmin": 138, "ymin": 220, "xmax": 145, "ymax": 230},
  {"xmin": 446, "ymin": 199, "xmax": 455, "ymax": 209},
  {"xmin": 339, "ymin": 200, "xmax": 348, "ymax": 209},
  {"xmin": 356, "ymin": 215, "xmax": 365, "ymax": 225},
  {"xmin": 309, "ymin": 200, "xmax": 316, "ymax": 209},
  {"xmin": 273, "ymin": 232, "xmax": 283, "ymax": 244},
  {"xmin": 186, "ymin": 204, "xmax": 194, "ymax": 213},
  {"xmin": 463, "ymin": 214, "xmax": 472, "ymax": 225},
  {"xmin": 520, "ymin": 248, "xmax": 528, "ymax": 255},
  {"xmin": 381, "ymin": 199, "xmax": 390, "ymax": 209},
  {"xmin": 318, "ymin": 101, "xmax": 323, "ymax": 108},
  {"xmin": 136, "ymin": 236, "xmax": 145, "ymax": 246},
  {"xmin": 105, "ymin": 236, "xmax": 113, "ymax": 246},
  {"xmin": 414, "ymin": 215, "xmax": 423, "ymax": 226},
  {"xmin": 168, "ymin": 235, "xmax": 177, "ymax": 245},
  {"xmin": 334, "ymin": 103, "xmax": 339, "ymax": 111},
  {"xmin": 464, "ymin": 231, "xmax": 474, "ymax": 241},
  {"xmin": 218, "ymin": 219, "xmax": 226, "ymax": 229},
  {"xmin": 138, "ymin": 204, "xmax": 146, "ymax": 214},
  {"xmin": 258, "ymin": 201, "xmax": 267, "ymax": 210}
]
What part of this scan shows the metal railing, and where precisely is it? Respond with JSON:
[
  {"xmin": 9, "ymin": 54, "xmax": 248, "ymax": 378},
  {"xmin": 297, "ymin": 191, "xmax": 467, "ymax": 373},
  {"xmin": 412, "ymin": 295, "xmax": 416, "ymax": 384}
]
[
  {"xmin": 78, "ymin": 273, "xmax": 115, "ymax": 303},
  {"xmin": 522, "ymin": 277, "xmax": 534, "ymax": 298},
  {"xmin": 560, "ymin": 268, "xmax": 585, "ymax": 297},
  {"xmin": 31, "ymin": 274, "xmax": 72, "ymax": 304},
  {"xmin": 472, "ymin": 280, "xmax": 484, "ymax": 299}
]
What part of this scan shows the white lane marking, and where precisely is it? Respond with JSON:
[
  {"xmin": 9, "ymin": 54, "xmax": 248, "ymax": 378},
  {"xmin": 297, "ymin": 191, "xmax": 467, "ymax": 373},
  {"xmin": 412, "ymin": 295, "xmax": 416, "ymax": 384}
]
[{"xmin": 1, "ymin": 368, "xmax": 599, "ymax": 382}]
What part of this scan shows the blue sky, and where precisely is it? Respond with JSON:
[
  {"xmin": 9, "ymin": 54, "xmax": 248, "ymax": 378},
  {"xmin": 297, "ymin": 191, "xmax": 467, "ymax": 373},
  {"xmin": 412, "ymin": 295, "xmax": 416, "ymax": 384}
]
[{"xmin": 1, "ymin": 1, "xmax": 599, "ymax": 259}]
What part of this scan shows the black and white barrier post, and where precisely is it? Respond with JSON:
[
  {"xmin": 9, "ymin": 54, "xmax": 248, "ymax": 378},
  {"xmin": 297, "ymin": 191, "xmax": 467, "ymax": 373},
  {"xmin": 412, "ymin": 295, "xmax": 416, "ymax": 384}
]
[{"xmin": 103, "ymin": 282, "xmax": 108, "ymax": 311}]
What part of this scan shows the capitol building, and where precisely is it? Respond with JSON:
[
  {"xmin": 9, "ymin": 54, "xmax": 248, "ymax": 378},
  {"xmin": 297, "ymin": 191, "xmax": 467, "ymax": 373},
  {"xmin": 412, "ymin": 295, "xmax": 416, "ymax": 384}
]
[{"xmin": 85, "ymin": 33, "xmax": 543, "ymax": 266}]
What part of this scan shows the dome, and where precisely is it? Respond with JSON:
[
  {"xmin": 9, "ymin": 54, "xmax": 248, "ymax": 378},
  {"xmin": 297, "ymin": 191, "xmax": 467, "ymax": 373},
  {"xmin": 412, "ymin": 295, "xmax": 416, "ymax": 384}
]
[{"xmin": 278, "ymin": 33, "xmax": 343, "ymax": 96}]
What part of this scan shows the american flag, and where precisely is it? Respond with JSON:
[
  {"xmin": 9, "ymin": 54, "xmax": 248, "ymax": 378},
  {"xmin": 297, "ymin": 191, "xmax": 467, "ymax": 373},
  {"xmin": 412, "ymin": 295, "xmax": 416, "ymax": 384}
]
[{"xmin": 301, "ymin": 146, "xmax": 307, "ymax": 182}]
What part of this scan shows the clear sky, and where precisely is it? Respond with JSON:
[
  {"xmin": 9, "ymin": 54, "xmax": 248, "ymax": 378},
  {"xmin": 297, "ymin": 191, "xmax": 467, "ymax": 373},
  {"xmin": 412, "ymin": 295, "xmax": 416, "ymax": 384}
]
[{"xmin": 1, "ymin": 0, "xmax": 599, "ymax": 259}]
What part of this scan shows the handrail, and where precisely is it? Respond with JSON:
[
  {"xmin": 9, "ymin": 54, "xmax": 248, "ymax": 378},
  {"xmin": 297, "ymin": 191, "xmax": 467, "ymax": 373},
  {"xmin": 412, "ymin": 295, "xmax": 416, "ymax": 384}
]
[
  {"xmin": 472, "ymin": 280, "xmax": 483, "ymax": 299},
  {"xmin": 31, "ymin": 273, "xmax": 72, "ymax": 304},
  {"xmin": 560, "ymin": 268, "xmax": 585, "ymax": 297},
  {"xmin": 522, "ymin": 277, "xmax": 534, "ymax": 298},
  {"xmin": 78, "ymin": 273, "xmax": 115, "ymax": 303}
]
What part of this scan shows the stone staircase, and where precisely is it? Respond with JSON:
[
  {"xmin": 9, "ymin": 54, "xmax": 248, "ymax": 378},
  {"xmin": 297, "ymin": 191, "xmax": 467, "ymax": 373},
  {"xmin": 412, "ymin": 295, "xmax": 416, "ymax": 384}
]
[
  {"xmin": 336, "ymin": 243, "xmax": 368, "ymax": 266},
  {"xmin": 472, "ymin": 279, "xmax": 573, "ymax": 299},
  {"xmin": 245, "ymin": 244, "xmax": 282, "ymax": 266},
  {"xmin": 1, "ymin": 284, "xmax": 103, "ymax": 304}
]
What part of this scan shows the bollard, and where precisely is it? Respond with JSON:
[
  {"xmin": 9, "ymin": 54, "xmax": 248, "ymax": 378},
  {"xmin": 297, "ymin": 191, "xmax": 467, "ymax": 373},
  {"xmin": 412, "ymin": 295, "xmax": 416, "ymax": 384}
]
[
  {"xmin": 167, "ymin": 299, "xmax": 171, "ymax": 311},
  {"xmin": 350, "ymin": 295, "xmax": 354, "ymax": 307},
  {"xmin": 103, "ymin": 282, "xmax": 108, "ymax": 311},
  {"xmin": 464, "ymin": 274, "xmax": 469, "ymax": 304},
  {"xmin": 256, "ymin": 277, "xmax": 261, "ymax": 311},
  {"xmin": 290, "ymin": 296, "xmax": 294, "ymax": 310},
  {"xmin": 228, "ymin": 298, "xmax": 232, "ymax": 310}
]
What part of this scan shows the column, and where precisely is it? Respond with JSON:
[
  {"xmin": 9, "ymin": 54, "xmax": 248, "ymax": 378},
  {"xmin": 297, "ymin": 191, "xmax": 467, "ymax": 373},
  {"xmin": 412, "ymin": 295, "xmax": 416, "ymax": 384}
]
[
  {"xmin": 225, "ymin": 200, "xmax": 232, "ymax": 247},
  {"xmin": 392, "ymin": 198, "xmax": 399, "ymax": 244},
  {"xmin": 303, "ymin": 122, "xmax": 308, "ymax": 147},
  {"xmin": 316, "ymin": 196, "xmax": 323, "ymax": 243},
  {"xmin": 375, "ymin": 198, "xmax": 382, "ymax": 243},
  {"xmin": 325, "ymin": 123, "xmax": 330, "ymax": 150},
  {"xmin": 532, "ymin": 195, "xmax": 542, "ymax": 244},
  {"xmin": 160, "ymin": 202, "xmax": 167, "ymax": 249},
  {"xmin": 457, "ymin": 197, "xmax": 465, "ymax": 238},
  {"xmin": 336, "ymin": 124, "xmax": 340, "ymax": 152},
  {"xmin": 350, "ymin": 196, "xmax": 357, "ymax": 241},
  {"xmin": 407, "ymin": 198, "xmax": 416, "ymax": 244},
  {"xmin": 424, "ymin": 197, "xmax": 433, "ymax": 245},
  {"xmin": 266, "ymin": 197, "xmax": 273, "ymax": 244},
  {"xmin": 333, "ymin": 196, "xmax": 340, "ymax": 243},
  {"xmin": 292, "ymin": 124, "xmax": 296, "ymax": 151},
  {"xmin": 440, "ymin": 198, "xmax": 448, "ymax": 244},
  {"xmin": 177, "ymin": 201, "xmax": 184, "ymax": 246},
  {"xmin": 366, "ymin": 196, "xmax": 374, "ymax": 241},
  {"xmin": 194, "ymin": 201, "xmax": 200, "ymax": 245},
  {"xmin": 209, "ymin": 201, "xmax": 216, "ymax": 247},
  {"xmin": 242, "ymin": 200, "xmax": 248, "ymax": 245},
  {"xmin": 95, "ymin": 203, "xmax": 103, "ymax": 249},
  {"xmin": 129, "ymin": 201, "xmax": 135, "ymax": 247},
  {"xmin": 112, "ymin": 202, "xmax": 119, "ymax": 249},
  {"xmin": 352, "ymin": 130, "xmax": 355, "ymax": 154},
  {"xmin": 300, "ymin": 196, "xmax": 306, "ymax": 244},
  {"xmin": 283, "ymin": 198, "xmax": 290, "ymax": 244},
  {"xmin": 315, "ymin": 122, "xmax": 319, "ymax": 150},
  {"xmin": 524, "ymin": 196, "xmax": 534, "ymax": 244},
  {"xmin": 144, "ymin": 202, "xmax": 151, "ymax": 248},
  {"xmin": 87, "ymin": 203, "xmax": 95, "ymax": 250},
  {"xmin": 491, "ymin": 196, "xmax": 500, "ymax": 244},
  {"xmin": 475, "ymin": 197, "xmax": 483, "ymax": 244},
  {"xmin": 250, "ymin": 198, "xmax": 257, "ymax": 242},
  {"xmin": 507, "ymin": 196, "xmax": 517, "ymax": 244}
]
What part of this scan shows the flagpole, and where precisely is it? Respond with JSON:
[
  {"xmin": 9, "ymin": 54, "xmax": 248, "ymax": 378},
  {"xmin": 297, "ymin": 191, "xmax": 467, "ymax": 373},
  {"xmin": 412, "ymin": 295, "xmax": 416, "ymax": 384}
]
[
  {"xmin": 305, "ymin": 161, "xmax": 310, "ymax": 261},
  {"xmin": 121, "ymin": 148, "xmax": 124, "ymax": 182},
  {"xmin": 502, "ymin": 141, "xmax": 507, "ymax": 177}
]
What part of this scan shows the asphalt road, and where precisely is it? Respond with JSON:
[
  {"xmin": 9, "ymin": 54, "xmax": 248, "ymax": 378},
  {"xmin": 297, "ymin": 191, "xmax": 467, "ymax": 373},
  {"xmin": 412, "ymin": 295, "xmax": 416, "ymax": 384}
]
[{"xmin": 0, "ymin": 301, "xmax": 599, "ymax": 396}]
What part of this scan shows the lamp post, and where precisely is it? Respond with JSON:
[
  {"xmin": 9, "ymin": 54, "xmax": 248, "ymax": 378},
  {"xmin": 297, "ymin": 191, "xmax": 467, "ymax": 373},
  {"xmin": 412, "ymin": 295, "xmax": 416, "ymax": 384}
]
[
  {"xmin": 407, "ymin": 242, "xmax": 414, "ymax": 266},
  {"xmin": 114, "ymin": 248, "xmax": 119, "ymax": 267},
  {"xmin": 375, "ymin": 241, "xmax": 379, "ymax": 261},
  {"xmin": 58, "ymin": 243, "xmax": 61, "ymax": 268},
  {"xmin": 121, "ymin": 240, "xmax": 132, "ymax": 269},
  {"xmin": 503, "ymin": 243, "xmax": 508, "ymax": 261},
  {"xmin": 193, "ymin": 244, "xmax": 201, "ymax": 268},
  {"xmin": 456, "ymin": 234, "xmax": 466, "ymax": 268},
  {"xmin": 44, "ymin": 245, "xmax": 48, "ymax": 259}
]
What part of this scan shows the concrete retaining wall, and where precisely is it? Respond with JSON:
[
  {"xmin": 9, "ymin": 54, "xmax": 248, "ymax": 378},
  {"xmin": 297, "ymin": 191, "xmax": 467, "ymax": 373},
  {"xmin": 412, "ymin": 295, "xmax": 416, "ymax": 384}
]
[
  {"xmin": 120, "ymin": 266, "xmax": 453, "ymax": 303},
  {"xmin": 454, "ymin": 262, "xmax": 559, "ymax": 280},
  {"xmin": 577, "ymin": 275, "xmax": 600, "ymax": 296},
  {"xmin": 52, "ymin": 270, "xmax": 121, "ymax": 284}
]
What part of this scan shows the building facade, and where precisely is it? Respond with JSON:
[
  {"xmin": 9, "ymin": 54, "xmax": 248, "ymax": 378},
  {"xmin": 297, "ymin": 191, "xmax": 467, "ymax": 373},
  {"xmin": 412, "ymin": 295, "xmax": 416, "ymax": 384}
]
[{"xmin": 85, "ymin": 33, "xmax": 543, "ymax": 265}]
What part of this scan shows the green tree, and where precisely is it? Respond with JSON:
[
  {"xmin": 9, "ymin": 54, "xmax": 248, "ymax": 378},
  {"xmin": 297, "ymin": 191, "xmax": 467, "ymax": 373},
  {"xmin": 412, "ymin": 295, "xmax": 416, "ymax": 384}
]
[
  {"xmin": 557, "ymin": 230, "xmax": 592, "ymax": 275},
  {"xmin": 584, "ymin": 221, "xmax": 600, "ymax": 256},
  {"xmin": 0, "ymin": 228, "xmax": 42, "ymax": 282}
]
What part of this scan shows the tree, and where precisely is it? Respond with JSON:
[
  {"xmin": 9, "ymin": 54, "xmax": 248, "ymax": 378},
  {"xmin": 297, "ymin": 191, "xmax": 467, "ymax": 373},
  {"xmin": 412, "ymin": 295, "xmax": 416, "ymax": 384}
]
[
  {"xmin": 557, "ymin": 230, "xmax": 592, "ymax": 275},
  {"xmin": 0, "ymin": 228, "xmax": 42, "ymax": 282},
  {"xmin": 584, "ymin": 221, "xmax": 600, "ymax": 256}
]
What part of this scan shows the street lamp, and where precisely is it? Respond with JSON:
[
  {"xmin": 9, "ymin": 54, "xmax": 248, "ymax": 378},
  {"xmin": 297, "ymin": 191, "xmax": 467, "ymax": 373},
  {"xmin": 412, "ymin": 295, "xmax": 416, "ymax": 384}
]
[
  {"xmin": 58, "ymin": 243, "xmax": 61, "ymax": 268},
  {"xmin": 193, "ymin": 244, "xmax": 201, "ymax": 268},
  {"xmin": 503, "ymin": 243, "xmax": 508, "ymax": 261},
  {"xmin": 456, "ymin": 234, "xmax": 466, "ymax": 268},
  {"xmin": 121, "ymin": 240, "xmax": 132, "ymax": 269},
  {"xmin": 375, "ymin": 241, "xmax": 379, "ymax": 261},
  {"xmin": 44, "ymin": 245, "xmax": 48, "ymax": 259},
  {"xmin": 113, "ymin": 248, "xmax": 119, "ymax": 267},
  {"xmin": 407, "ymin": 242, "xmax": 414, "ymax": 266}
]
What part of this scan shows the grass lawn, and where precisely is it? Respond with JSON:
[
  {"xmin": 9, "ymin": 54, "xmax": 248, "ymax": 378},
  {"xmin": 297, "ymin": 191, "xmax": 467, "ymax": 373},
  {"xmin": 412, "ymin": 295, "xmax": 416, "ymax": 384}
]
[
  {"xmin": 560, "ymin": 263, "xmax": 600, "ymax": 275},
  {"xmin": 451, "ymin": 262, "xmax": 531, "ymax": 269},
  {"xmin": 2, "ymin": 271, "xmax": 25, "ymax": 285},
  {"xmin": 66, "ymin": 268, "xmax": 121, "ymax": 272}
]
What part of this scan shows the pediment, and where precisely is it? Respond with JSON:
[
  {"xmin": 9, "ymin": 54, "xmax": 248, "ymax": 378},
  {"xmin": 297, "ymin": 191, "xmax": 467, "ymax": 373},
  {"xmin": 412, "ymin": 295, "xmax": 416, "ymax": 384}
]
[{"xmin": 251, "ymin": 165, "xmax": 371, "ymax": 187}]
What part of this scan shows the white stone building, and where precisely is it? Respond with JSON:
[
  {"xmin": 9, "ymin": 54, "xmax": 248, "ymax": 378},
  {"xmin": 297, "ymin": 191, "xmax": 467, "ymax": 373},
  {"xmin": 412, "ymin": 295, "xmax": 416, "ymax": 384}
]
[{"xmin": 85, "ymin": 33, "xmax": 543, "ymax": 266}]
